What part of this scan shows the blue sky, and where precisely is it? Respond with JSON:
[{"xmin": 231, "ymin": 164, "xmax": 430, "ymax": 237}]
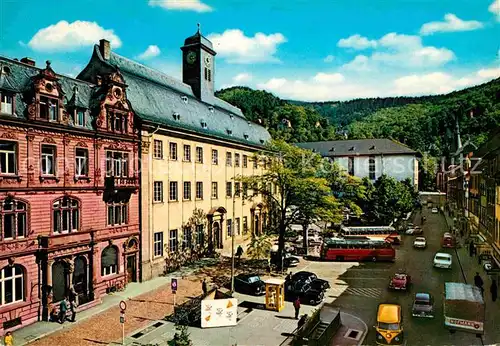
[{"xmin": 0, "ymin": 0, "xmax": 499, "ymax": 101}]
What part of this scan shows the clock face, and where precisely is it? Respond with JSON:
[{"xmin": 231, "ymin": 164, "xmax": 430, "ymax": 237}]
[
  {"xmin": 186, "ymin": 51, "xmax": 197, "ymax": 64},
  {"xmin": 204, "ymin": 56, "xmax": 211, "ymax": 67}
]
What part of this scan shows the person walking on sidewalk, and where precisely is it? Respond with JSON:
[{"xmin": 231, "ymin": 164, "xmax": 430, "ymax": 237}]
[
  {"xmin": 469, "ymin": 242, "xmax": 475, "ymax": 257},
  {"xmin": 293, "ymin": 296, "xmax": 301, "ymax": 320},
  {"xmin": 474, "ymin": 272, "xmax": 484, "ymax": 294},
  {"xmin": 68, "ymin": 286, "xmax": 78, "ymax": 322},
  {"xmin": 3, "ymin": 331, "xmax": 13, "ymax": 346},
  {"xmin": 491, "ymin": 280, "xmax": 498, "ymax": 302},
  {"xmin": 58, "ymin": 296, "xmax": 69, "ymax": 324},
  {"xmin": 202, "ymin": 279, "xmax": 208, "ymax": 295}
]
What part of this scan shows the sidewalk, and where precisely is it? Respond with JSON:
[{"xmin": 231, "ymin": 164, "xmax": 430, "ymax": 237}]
[
  {"xmin": 12, "ymin": 259, "xmax": 218, "ymax": 346},
  {"xmin": 330, "ymin": 311, "xmax": 368, "ymax": 346}
]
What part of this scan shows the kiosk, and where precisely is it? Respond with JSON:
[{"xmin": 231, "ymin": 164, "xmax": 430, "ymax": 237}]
[{"xmin": 265, "ymin": 278, "xmax": 285, "ymax": 312}]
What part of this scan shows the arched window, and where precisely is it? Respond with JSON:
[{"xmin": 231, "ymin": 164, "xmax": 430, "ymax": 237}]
[
  {"xmin": 0, "ymin": 265, "xmax": 24, "ymax": 306},
  {"xmin": 1, "ymin": 199, "xmax": 27, "ymax": 241},
  {"xmin": 53, "ymin": 197, "xmax": 79, "ymax": 234},
  {"xmin": 101, "ymin": 246, "xmax": 118, "ymax": 276}
]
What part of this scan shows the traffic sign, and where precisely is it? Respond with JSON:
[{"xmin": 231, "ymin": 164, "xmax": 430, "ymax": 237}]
[
  {"xmin": 171, "ymin": 278, "xmax": 178, "ymax": 293},
  {"xmin": 119, "ymin": 300, "xmax": 127, "ymax": 311}
]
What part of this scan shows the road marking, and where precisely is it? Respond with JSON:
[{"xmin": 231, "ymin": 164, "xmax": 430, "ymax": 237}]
[
  {"xmin": 341, "ymin": 312, "xmax": 369, "ymax": 346},
  {"xmin": 329, "ymin": 287, "xmax": 383, "ymax": 299}
]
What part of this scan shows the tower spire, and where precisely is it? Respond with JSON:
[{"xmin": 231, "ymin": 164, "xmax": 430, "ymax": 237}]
[{"xmin": 197, "ymin": 23, "xmax": 201, "ymax": 34}]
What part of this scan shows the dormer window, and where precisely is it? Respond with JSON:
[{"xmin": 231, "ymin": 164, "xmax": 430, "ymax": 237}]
[
  {"xmin": 329, "ymin": 147, "xmax": 335, "ymax": 152},
  {"xmin": 1, "ymin": 66, "xmax": 11, "ymax": 75},
  {"xmin": 370, "ymin": 145, "xmax": 376, "ymax": 150},
  {"xmin": 349, "ymin": 146, "xmax": 355, "ymax": 151},
  {"xmin": 201, "ymin": 120, "xmax": 208, "ymax": 129},
  {"xmin": 208, "ymin": 106, "xmax": 214, "ymax": 113},
  {"xmin": 107, "ymin": 110, "xmax": 128, "ymax": 133},
  {"xmin": 75, "ymin": 109, "xmax": 85, "ymax": 127},
  {"xmin": 230, "ymin": 115, "xmax": 234, "ymax": 120},
  {"xmin": 247, "ymin": 121, "xmax": 252, "ymax": 127},
  {"xmin": 226, "ymin": 129, "xmax": 233, "ymax": 136},
  {"xmin": 181, "ymin": 95, "xmax": 188, "ymax": 104},
  {"xmin": 243, "ymin": 133, "xmax": 249, "ymax": 140},
  {"xmin": 39, "ymin": 96, "xmax": 58, "ymax": 121},
  {"xmin": 260, "ymin": 139, "xmax": 265, "ymax": 144},
  {"xmin": 173, "ymin": 112, "xmax": 180, "ymax": 121},
  {"xmin": 0, "ymin": 92, "xmax": 14, "ymax": 115}
]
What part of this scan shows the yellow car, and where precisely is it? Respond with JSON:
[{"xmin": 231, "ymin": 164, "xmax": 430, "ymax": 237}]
[{"xmin": 375, "ymin": 304, "xmax": 404, "ymax": 345}]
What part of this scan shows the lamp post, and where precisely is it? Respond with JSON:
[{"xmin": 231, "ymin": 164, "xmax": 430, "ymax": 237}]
[{"xmin": 231, "ymin": 188, "xmax": 236, "ymax": 294}]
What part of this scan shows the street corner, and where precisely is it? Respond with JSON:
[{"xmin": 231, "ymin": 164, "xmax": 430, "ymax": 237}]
[{"xmin": 330, "ymin": 310, "xmax": 369, "ymax": 346}]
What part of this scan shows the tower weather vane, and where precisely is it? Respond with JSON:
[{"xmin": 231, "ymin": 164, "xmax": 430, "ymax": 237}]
[{"xmin": 197, "ymin": 23, "xmax": 201, "ymax": 33}]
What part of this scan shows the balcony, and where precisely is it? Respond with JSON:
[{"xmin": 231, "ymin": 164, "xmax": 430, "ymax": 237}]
[{"xmin": 104, "ymin": 176, "xmax": 139, "ymax": 190}]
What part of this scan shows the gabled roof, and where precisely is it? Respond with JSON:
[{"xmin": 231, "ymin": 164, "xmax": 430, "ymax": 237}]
[
  {"xmin": 0, "ymin": 57, "xmax": 95, "ymax": 129},
  {"xmin": 296, "ymin": 139, "xmax": 418, "ymax": 156},
  {"xmin": 78, "ymin": 46, "xmax": 270, "ymax": 148}
]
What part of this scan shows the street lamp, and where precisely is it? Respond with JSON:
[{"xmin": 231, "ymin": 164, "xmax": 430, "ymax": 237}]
[{"xmin": 230, "ymin": 183, "xmax": 241, "ymax": 294}]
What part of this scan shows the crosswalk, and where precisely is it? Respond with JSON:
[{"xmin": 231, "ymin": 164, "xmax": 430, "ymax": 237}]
[{"xmin": 329, "ymin": 286, "xmax": 383, "ymax": 299}]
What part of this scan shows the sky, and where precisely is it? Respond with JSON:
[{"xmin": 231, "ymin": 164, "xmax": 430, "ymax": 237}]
[{"xmin": 0, "ymin": 0, "xmax": 499, "ymax": 101}]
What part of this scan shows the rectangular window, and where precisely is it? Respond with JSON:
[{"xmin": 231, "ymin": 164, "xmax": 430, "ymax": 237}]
[
  {"xmin": 236, "ymin": 217, "xmax": 240, "ymax": 235},
  {"xmin": 106, "ymin": 151, "xmax": 129, "ymax": 177},
  {"xmin": 207, "ymin": 69, "xmax": 212, "ymax": 82},
  {"xmin": 196, "ymin": 147, "xmax": 203, "ymax": 163},
  {"xmin": 154, "ymin": 232, "xmax": 163, "ymax": 257},
  {"xmin": 169, "ymin": 142, "xmax": 178, "ymax": 160},
  {"xmin": 169, "ymin": 181, "xmax": 178, "ymax": 201},
  {"xmin": 169, "ymin": 229, "xmax": 178, "ymax": 253},
  {"xmin": 369, "ymin": 156, "xmax": 376, "ymax": 180},
  {"xmin": 243, "ymin": 155, "xmax": 248, "ymax": 168},
  {"xmin": 226, "ymin": 182, "xmax": 232, "ymax": 197},
  {"xmin": 75, "ymin": 109, "xmax": 85, "ymax": 126},
  {"xmin": 41, "ymin": 145, "xmax": 56, "ymax": 175},
  {"xmin": 107, "ymin": 202, "xmax": 128, "ymax": 226},
  {"xmin": 196, "ymin": 224, "xmax": 204, "ymax": 246},
  {"xmin": 204, "ymin": 67, "xmax": 208, "ymax": 81},
  {"xmin": 1, "ymin": 93, "xmax": 14, "ymax": 115},
  {"xmin": 253, "ymin": 158, "xmax": 258, "ymax": 169},
  {"xmin": 348, "ymin": 157, "xmax": 355, "ymax": 176},
  {"xmin": 75, "ymin": 148, "xmax": 88, "ymax": 177},
  {"xmin": 0, "ymin": 141, "xmax": 17, "ymax": 174},
  {"xmin": 235, "ymin": 154, "xmax": 240, "ymax": 167},
  {"xmin": 242, "ymin": 182, "xmax": 248, "ymax": 198},
  {"xmin": 183, "ymin": 227, "xmax": 192, "ymax": 249},
  {"xmin": 183, "ymin": 145, "xmax": 191, "ymax": 162},
  {"xmin": 107, "ymin": 111, "xmax": 128, "ymax": 133},
  {"xmin": 154, "ymin": 181, "xmax": 163, "ymax": 202},
  {"xmin": 183, "ymin": 181, "xmax": 191, "ymax": 200},
  {"xmin": 212, "ymin": 149, "xmax": 218, "ymax": 165},
  {"xmin": 243, "ymin": 216, "xmax": 248, "ymax": 234},
  {"xmin": 226, "ymin": 152, "xmax": 232, "ymax": 166},
  {"xmin": 211, "ymin": 182, "xmax": 218, "ymax": 199},
  {"xmin": 196, "ymin": 182, "xmax": 203, "ymax": 199},
  {"xmin": 154, "ymin": 140, "xmax": 163, "ymax": 159},
  {"xmin": 40, "ymin": 96, "xmax": 58, "ymax": 121},
  {"xmin": 227, "ymin": 219, "xmax": 232, "ymax": 237},
  {"xmin": 235, "ymin": 182, "xmax": 241, "ymax": 197}
]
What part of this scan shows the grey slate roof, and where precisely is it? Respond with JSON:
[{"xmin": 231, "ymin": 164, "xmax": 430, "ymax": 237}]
[
  {"xmin": 296, "ymin": 139, "xmax": 418, "ymax": 157},
  {"xmin": 0, "ymin": 57, "xmax": 95, "ymax": 130},
  {"xmin": 77, "ymin": 45, "xmax": 270, "ymax": 148}
]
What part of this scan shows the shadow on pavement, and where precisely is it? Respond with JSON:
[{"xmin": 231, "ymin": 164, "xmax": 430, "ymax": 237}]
[{"xmin": 238, "ymin": 301, "xmax": 267, "ymax": 310}]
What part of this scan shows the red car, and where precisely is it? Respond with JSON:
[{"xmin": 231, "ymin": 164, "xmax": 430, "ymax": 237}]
[{"xmin": 389, "ymin": 273, "xmax": 411, "ymax": 290}]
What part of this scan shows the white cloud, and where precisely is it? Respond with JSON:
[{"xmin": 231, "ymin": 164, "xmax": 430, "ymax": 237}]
[
  {"xmin": 207, "ymin": 29, "xmax": 286, "ymax": 64},
  {"xmin": 337, "ymin": 34, "xmax": 377, "ymax": 50},
  {"xmin": 148, "ymin": 0, "xmax": 213, "ymax": 12},
  {"xmin": 489, "ymin": 0, "xmax": 500, "ymax": 21},
  {"xmin": 28, "ymin": 20, "xmax": 121, "ymax": 52},
  {"xmin": 323, "ymin": 55, "xmax": 335, "ymax": 63},
  {"xmin": 137, "ymin": 45, "xmax": 161, "ymax": 60},
  {"xmin": 312, "ymin": 72, "xmax": 345, "ymax": 84},
  {"xmin": 342, "ymin": 55, "xmax": 371, "ymax": 71},
  {"xmin": 233, "ymin": 73, "xmax": 253, "ymax": 83},
  {"xmin": 419, "ymin": 13, "xmax": 483, "ymax": 35}
]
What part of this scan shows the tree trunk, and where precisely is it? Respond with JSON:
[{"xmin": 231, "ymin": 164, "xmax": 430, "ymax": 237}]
[{"xmin": 302, "ymin": 222, "xmax": 309, "ymax": 256}]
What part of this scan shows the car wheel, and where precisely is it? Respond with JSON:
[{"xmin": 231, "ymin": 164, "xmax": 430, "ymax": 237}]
[
  {"xmin": 310, "ymin": 299, "xmax": 316, "ymax": 305},
  {"xmin": 371, "ymin": 256, "xmax": 377, "ymax": 262}
]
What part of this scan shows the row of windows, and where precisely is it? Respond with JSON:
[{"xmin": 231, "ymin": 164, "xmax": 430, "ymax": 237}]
[
  {"xmin": 153, "ymin": 181, "xmax": 253, "ymax": 202},
  {"xmin": 0, "ymin": 197, "xmax": 129, "ymax": 241},
  {"xmin": 346, "ymin": 156, "xmax": 376, "ymax": 179},
  {"xmin": 0, "ymin": 140, "xmax": 130, "ymax": 178},
  {"xmin": 152, "ymin": 218, "xmax": 249, "ymax": 257},
  {"xmin": 152, "ymin": 140, "xmax": 261, "ymax": 168}
]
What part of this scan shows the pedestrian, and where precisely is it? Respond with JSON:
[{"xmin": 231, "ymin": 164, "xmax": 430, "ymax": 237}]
[
  {"xmin": 469, "ymin": 242, "xmax": 475, "ymax": 257},
  {"xmin": 3, "ymin": 331, "xmax": 13, "ymax": 346},
  {"xmin": 58, "ymin": 296, "xmax": 68, "ymax": 324},
  {"xmin": 202, "ymin": 278, "xmax": 208, "ymax": 295},
  {"xmin": 474, "ymin": 272, "xmax": 484, "ymax": 294},
  {"xmin": 293, "ymin": 296, "xmax": 301, "ymax": 319},
  {"xmin": 297, "ymin": 314, "xmax": 308, "ymax": 330},
  {"xmin": 68, "ymin": 286, "xmax": 78, "ymax": 322},
  {"xmin": 236, "ymin": 245, "xmax": 244, "ymax": 261},
  {"xmin": 286, "ymin": 271, "xmax": 293, "ymax": 281},
  {"xmin": 491, "ymin": 280, "xmax": 498, "ymax": 302}
]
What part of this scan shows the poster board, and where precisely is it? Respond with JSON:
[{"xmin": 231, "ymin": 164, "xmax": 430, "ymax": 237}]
[{"xmin": 201, "ymin": 297, "xmax": 238, "ymax": 328}]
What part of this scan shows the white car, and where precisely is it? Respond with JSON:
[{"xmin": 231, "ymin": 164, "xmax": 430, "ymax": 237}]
[
  {"xmin": 413, "ymin": 237, "xmax": 427, "ymax": 248},
  {"xmin": 405, "ymin": 228, "xmax": 415, "ymax": 235},
  {"xmin": 433, "ymin": 253, "xmax": 452, "ymax": 269},
  {"xmin": 431, "ymin": 208, "xmax": 438, "ymax": 214}
]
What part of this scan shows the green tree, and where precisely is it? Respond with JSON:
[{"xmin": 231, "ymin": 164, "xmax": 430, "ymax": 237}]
[
  {"xmin": 240, "ymin": 140, "xmax": 340, "ymax": 266},
  {"xmin": 419, "ymin": 153, "xmax": 438, "ymax": 191},
  {"xmin": 246, "ymin": 235, "xmax": 273, "ymax": 260},
  {"xmin": 168, "ymin": 324, "xmax": 192, "ymax": 346}
]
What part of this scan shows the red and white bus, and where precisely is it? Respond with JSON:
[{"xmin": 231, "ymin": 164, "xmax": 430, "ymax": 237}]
[
  {"xmin": 339, "ymin": 226, "xmax": 401, "ymax": 244},
  {"xmin": 320, "ymin": 237, "xmax": 396, "ymax": 262}
]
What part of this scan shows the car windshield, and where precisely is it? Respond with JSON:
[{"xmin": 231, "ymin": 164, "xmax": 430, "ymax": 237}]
[
  {"xmin": 378, "ymin": 323, "xmax": 400, "ymax": 330},
  {"xmin": 415, "ymin": 300, "xmax": 430, "ymax": 305},
  {"xmin": 394, "ymin": 274, "xmax": 406, "ymax": 280},
  {"xmin": 415, "ymin": 238, "xmax": 425, "ymax": 242},
  {"xmin": 247, "ymin": 276, "xmax": 261, "ymax": 283},
  {"xmin": 436, "ymin": 255, "xmax": 450, "ymax": 261}
]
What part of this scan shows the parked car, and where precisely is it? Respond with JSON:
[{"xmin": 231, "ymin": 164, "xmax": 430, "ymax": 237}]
[
  {"xmin": 234, "ymin": 274, "xmax": 265, "ymax": 295},
  {"xmin": 388, "ymin": 272, "xmax": 411, "ymax": 290},
  {"xmin": 413, "ymin": 227, "xmax": 423, "ymax": 235},
  {"xmin": 290, "ymin": 271, "xmax": 330, "ymax": 290},
  {"xmin": 285, "ymin": 280, "xmax": 324, "ymax": 305},
  {"xmin": 433, "ymin": 252, "xmax": 452, "ymax": 269},
  {"xmin": 413, "ymin": 237, "xmax": 427, "ymax": 249},
  {"xmin": 412, "ymin": 293, "xmax": 434, "ymax": 318},
  {"xmin": 431, "ymin": 207, "xmax": 439, "ymax": 214},
  {"xmin": 405, "ymin": 227, "xmax": 416, "ymax": 235},
  {"xmin": 270, "ymin": 251, "xmax": 300, "ymax": 268}
]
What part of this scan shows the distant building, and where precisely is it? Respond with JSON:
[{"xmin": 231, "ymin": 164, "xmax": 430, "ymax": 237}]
[{"xmin": 296, "ymin": 139, "xmax": 419, "ymax": 188}]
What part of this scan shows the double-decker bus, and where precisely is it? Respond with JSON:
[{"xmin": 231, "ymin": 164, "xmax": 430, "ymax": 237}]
[
  {"xmin": 321, "ymin": 237, "xmax": 396, "ymax": 262},
  {"xmin": 339, "ymin": 226, "xmax": 401, "ymax": 244}
]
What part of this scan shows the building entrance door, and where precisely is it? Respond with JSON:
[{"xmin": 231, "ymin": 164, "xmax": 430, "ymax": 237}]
[{"xmin": 126, "ymin": 255, "xmax": 137, "ymax": 283}]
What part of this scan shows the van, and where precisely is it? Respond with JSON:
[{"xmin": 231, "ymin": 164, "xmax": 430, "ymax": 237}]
[
  {"xmin": 441, "ymin": 233, "xmax": 455, "ymax": 248},
  {"xmin": 375, "ymin": 304, "xmax": 404, "ymax": 345}
]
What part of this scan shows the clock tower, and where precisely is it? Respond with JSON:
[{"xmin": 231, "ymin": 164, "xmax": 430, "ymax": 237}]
[{"xmin": 181, "ymin": 25, "xmax": 217, "ymax": 103}]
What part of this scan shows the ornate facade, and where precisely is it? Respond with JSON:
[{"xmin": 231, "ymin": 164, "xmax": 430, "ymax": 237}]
[{"xmin": 0, "ymin": 57, "xmax": 140, "ymax": 333}]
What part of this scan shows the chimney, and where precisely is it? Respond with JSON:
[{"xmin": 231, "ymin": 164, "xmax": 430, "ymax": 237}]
[
  {"xmin": 99, "ymin": 39, "xmax": 110, "ymax": 60},
  {"xmin": 20, "ymin": 57, "xmax": 35, "ymax": 66}
]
